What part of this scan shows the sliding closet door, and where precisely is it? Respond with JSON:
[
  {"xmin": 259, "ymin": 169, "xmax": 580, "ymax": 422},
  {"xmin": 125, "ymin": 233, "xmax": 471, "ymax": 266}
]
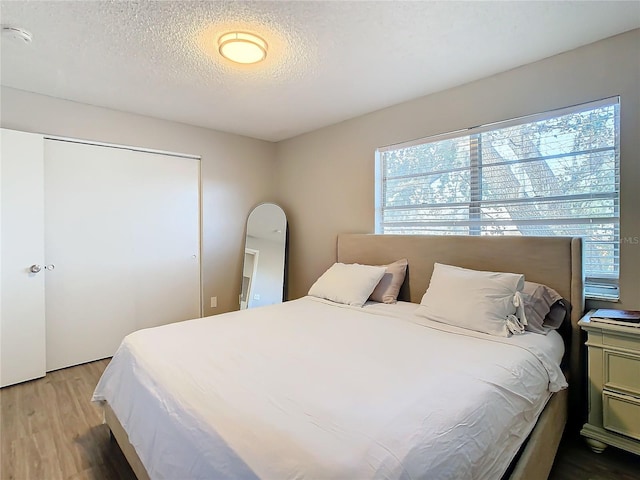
[{"xmin": 44, "ymin": 140, "xmax": 200, "ymax": 371}]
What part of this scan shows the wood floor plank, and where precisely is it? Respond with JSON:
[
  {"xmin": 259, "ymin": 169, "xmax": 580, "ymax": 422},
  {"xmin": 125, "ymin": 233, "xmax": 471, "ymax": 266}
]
[
  {"xmin": 0, "ymin": 359, "xmax": 135, "ymax": 480},
  {"xmin": 1, "ymin": 359, "xmax": 639, "ymax": 479},
  {"xmin": 548, "ymin": 432, "xmax": 640, "ymax": 480}
]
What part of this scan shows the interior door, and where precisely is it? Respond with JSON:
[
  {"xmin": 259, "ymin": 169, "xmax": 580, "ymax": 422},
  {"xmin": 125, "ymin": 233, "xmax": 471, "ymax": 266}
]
[
  {"xmin": 44, "ymin": 140, "xmax": 201, "ymax": 371},
  {"xmin": 0, "ymin": 128, "xmax": 46, "ymax": 387}
]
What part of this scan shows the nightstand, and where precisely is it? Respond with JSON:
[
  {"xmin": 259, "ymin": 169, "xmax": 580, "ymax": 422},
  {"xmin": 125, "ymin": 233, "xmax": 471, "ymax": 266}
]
[{"xmin": 579, "ymin": 310, "xmax": 640, "ymax": 455}]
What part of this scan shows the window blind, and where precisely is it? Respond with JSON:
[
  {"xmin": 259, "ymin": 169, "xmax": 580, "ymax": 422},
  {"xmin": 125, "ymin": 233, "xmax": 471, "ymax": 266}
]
[{"xmin": 376, "ymin": 97, "xmax": 620, "ymax": 299}]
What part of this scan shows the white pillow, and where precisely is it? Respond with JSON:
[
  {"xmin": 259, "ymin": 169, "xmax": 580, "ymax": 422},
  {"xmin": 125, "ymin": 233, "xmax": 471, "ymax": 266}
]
[
  {"xmin": 308, "ymin": 263, "xmax": 386, "ymax": 307},
  {"xmin": 415, "ymin": 263, "xmax": 526, "ymax": 337}
]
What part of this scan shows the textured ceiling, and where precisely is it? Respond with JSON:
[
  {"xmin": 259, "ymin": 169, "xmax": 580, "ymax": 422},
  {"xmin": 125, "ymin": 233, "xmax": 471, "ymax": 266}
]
[{"xmin": 1, "ymin": 1, "xmax": 638, "ymax": 142}]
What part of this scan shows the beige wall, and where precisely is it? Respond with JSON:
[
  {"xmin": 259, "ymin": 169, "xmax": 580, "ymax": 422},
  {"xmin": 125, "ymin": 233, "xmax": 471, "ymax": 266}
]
[
  {"xmin": 3, "ymin": 29, "xmax": 638, "ymax": 314},
  {"xmin": 275, "ymin": 29, "xmax": 640, "ymax": 311},
  {"xmin": 0, "ymin": 86, "xmax": 277, "ymax": 316}
]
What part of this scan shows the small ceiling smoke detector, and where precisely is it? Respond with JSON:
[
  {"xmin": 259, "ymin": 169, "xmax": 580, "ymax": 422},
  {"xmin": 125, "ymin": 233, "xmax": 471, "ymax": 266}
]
[
  {"xmin": 2, "ymin": 26, "xmax": 33, "ymax": 44},
  {"xmin": 218, "ymin": 31, "xmax": 267, "ymax": 64}
]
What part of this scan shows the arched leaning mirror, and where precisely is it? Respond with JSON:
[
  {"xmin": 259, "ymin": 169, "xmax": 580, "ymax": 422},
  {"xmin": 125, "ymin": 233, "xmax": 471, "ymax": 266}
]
[{"xmin": 240, "ymin": 203, "xmax": 288, "ymax": 309}]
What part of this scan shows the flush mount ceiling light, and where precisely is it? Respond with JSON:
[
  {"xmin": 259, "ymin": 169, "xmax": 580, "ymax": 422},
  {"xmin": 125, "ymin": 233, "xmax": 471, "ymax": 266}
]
[{"xmin": 218, "ymin": 31, "xmax": 267, "ymax": 64}]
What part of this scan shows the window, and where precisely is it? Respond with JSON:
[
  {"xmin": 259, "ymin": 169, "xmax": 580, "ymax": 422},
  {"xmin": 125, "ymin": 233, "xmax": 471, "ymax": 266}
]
[{"xmin": 375, "ymin": 98, "xmax": 620, "ymax": 299}]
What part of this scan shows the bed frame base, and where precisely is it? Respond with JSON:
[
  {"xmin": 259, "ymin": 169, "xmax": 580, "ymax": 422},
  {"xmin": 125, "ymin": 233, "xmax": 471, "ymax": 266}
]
[
  {"xmin": 508, "ymin": 388, "xmax": 567, "ymax": 479},
  {"xmin": 105, "ymin": 403, "xmax": 150, "ymax": 480}
]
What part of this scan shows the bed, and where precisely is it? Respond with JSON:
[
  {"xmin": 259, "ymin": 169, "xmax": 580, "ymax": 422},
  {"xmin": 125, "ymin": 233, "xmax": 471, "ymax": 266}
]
[{"xmin": 93, "ymin": 234, "xmax": 584, "ymax": 480}]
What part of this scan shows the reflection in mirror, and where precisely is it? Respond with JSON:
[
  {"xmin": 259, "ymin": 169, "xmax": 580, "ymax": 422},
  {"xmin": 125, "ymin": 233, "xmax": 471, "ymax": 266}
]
[{"xmin": 240, "ymin": 203, "xmax": 287, "ymax": 309}]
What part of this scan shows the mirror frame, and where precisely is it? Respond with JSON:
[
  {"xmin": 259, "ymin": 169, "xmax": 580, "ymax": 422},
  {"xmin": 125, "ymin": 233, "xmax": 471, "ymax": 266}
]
[{"xmin": 240, "ymin": 203, "xmax": 288, "ymax": 309}]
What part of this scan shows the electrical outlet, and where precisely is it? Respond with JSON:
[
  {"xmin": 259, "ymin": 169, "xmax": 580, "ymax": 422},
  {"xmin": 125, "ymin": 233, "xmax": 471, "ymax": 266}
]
[{"xmin": 210, "ymin": 296, "xmax": 217, "ymax": 308}]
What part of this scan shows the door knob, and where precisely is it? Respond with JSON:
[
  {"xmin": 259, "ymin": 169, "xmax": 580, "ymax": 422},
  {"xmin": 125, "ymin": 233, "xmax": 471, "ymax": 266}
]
[
  {"xmin": 45, "ymin": 264, "xmax": 55, "ymax": 271},
  {"xmin": 30, "ymin": 264, "xmax": 42, "ymax": 273}
]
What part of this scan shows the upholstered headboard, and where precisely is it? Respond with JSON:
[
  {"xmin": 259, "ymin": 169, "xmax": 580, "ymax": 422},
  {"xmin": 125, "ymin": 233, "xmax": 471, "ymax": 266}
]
[{"xmin": 336, "ymin": 234, "xmax": 585, "ymax": 424}]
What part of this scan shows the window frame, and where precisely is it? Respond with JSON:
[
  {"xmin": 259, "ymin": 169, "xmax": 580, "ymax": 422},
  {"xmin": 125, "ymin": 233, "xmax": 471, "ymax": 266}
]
[{"xmin": 375, "ymin": 97, "xmax": 621, "ymax": 300}]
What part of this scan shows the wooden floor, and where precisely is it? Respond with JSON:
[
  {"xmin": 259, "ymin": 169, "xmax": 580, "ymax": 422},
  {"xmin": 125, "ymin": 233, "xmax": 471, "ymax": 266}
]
[
  {"xmin": 1, "ymin": 359, "xmax": 135, "ymax": 480},
  {"xmin": 1, "ymin": 360, "xmax": 639, "ymax": 480}
]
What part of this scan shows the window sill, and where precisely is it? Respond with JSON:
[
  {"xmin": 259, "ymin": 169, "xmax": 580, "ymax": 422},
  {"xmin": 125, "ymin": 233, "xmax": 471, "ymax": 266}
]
[{"xmin": 585, "ymin": 293, "xmax": 620, "ymax": 302}]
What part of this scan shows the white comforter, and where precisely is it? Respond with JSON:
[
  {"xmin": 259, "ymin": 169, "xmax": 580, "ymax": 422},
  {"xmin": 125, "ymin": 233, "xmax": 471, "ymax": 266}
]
[{"xmin": 92, "ymin": 297, "xmax": 567, "ymax": 480}]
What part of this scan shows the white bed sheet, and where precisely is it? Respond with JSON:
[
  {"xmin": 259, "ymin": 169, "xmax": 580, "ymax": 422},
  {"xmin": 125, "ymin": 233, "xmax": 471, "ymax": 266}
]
[{"xmin": 92, "ymin": 296, "xmax": 567, "ymax": 480}]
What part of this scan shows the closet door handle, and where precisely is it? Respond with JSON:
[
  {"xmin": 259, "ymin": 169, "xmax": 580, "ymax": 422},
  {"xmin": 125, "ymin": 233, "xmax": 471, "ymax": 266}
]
[
  {"xmin": 30, "ymin": 264, "xmax": 42, "ymax": 273},
  {"xmin": 45, "ymin": 264, "xmax": 55, "ymax": 271}
]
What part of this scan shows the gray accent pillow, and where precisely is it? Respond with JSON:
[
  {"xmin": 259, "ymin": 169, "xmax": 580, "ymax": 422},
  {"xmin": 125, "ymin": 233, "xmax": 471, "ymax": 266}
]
[
  {"xmin": 522, "ymin": 281, "xmax": 567, "ymax": 334},
  {"xmin": 369, "ymin": 258, "xmax": 408, "ymax": 304}
]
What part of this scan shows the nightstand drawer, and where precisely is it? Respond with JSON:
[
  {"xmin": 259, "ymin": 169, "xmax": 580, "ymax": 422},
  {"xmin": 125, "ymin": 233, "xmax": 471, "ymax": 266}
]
[
  {"xmin": 604, "ymin": 350, "xmax": 640, "ymax": 396},
  {"xmin": 603, "ymin": 332, "xmax": 640, "ymax": 351},
  {"xmin": 603, "ymin": 391, "xmax": 640, "ymax": 441}
]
